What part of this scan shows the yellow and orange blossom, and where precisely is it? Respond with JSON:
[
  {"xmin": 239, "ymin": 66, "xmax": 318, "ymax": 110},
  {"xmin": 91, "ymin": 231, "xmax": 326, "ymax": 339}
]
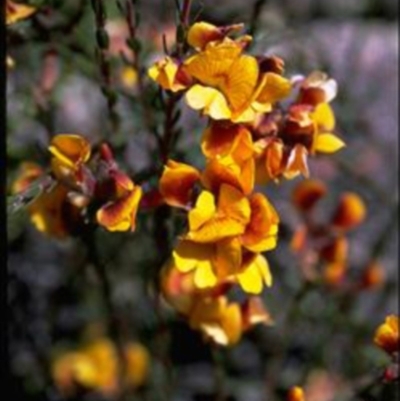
[
  {"xmin": 287, "ymin": 386, "xmax": 306, "ymax": 401},
  {"xmin": 52, "ymin": 338, "xmax": 150, "ymax": 396},
  {"xmin": 374, "ymin": 315, "xmax": 399, "ymax": 355}
]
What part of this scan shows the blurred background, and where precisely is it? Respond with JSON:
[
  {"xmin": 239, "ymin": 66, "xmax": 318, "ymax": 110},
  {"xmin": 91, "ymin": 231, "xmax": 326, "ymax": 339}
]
[{"xmin": 7, "ymin": 0, "xmax": 398, "ymax": 400}]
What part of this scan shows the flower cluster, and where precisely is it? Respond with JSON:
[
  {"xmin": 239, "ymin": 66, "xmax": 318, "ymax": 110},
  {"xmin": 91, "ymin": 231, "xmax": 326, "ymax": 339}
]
[
  {"xmin": 52, "ymin": 337, "xmax": 149, "ymax": 397},
  {"xmin": 12, "ymin": 134, "xmax": 142, "ymax": 237},
  {"xmin": 290, "ymin": 179, "xmax": 366, "ymax": 286},
  {"xmin": 148, "ymin": 21, "xmax": 346, "ymax": 344}
]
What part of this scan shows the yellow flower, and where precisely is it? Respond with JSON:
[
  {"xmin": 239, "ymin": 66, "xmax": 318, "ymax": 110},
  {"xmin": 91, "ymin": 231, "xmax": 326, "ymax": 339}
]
[
  {"xmin": 52, "ymin": 338, "xmax": 150, "ymax": 396},
  {"xmin": 172, "ymin": 240, "xmax": 273, "ymax": 294},
  {"xmin": 96, "ymin": 170, "xmax": 142, "ymax": 232},
  {"xmin": 374, "ymin": 315, "xmax": 399, "ymax": 355},
  {"xmin": 186, "ymin": 184, "xmax": 251, "ymax": 243},
  {"xmin": 183, "ymin": 40, "xmax": 291, "ymax": 122},
  {"xmin": 6, "ymin": 0, "xmax": 36, "ymax": 25}
]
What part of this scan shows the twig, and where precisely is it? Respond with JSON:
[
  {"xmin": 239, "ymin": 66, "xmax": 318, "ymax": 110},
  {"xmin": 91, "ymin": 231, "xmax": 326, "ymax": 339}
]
[
  {"xmin": 248, "ymin": 0, "xmax": 268, "ymax": 38},
  {"xmin": 90, "ymin": 0, "xmax": 120, "ymax": 135}
]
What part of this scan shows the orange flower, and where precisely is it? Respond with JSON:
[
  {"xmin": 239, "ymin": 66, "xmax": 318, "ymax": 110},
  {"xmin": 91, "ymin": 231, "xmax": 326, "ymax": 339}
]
[
  {"xmin": 374, "ymin": 315, "xmax": 399, "ymax": 355},
  {"xmin": 6, "ymin": 0, "xmax": 36, "ymax": 25},
  {"xmin": 360, "ymin": 261, "xmax": 386, "ymax": 290},
  {"xmin": 189, "ymin": 295, "xmax": 242, "ymax": 346},
  {"xmin": 320, "ymin": 236, "xmax": 348, "ymax": 264},
  {"xmin": 331, "ymin": 192, "xmax": 366, "ymax": 230},
  {"xmin": 200, "ymin": 122, "xmax": 255, "ymax": 194},
  {"xmin": 48, "ymin": 134, "xmax": 91, "ymax": 183},
  {"xmin": 183, "ymin": 40, "xmax": 291, "ymax": 122},
  {"xmin": 148, "ymin": 56, "xmax": 191, "ymax": 92},
  {"xmin": 287, "ymin": 386, "xmax": 306, "ymax": 401},
  {"xmin": 96, "ymin": 170, "xmax": 142, "ymax": 232},
  {"xmin": 159, "ymin": 160, "xmax": 200, "ymax": 208}
]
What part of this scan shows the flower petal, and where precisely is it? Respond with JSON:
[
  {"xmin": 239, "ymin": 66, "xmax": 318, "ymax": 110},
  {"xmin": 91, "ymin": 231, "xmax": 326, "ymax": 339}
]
[{"xmin": 314, "ymin": 133, "xmax": 345, "ymax": 153}]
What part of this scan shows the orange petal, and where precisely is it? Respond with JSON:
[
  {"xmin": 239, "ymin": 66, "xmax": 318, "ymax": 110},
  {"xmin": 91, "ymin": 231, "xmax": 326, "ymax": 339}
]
[
  {"xmin": 96, "ymin": 185, "xmax": 142, "ymax": 232},
  {"xmin": 214, "ymin": 237, "xmax": 243, "ymax": 278},
  {"xmin": 148, "ymin": 57, "xmax": 189, "ymax": 92},
  {"xmin": 241, "ymin": 297, "xmax": 273, "ymax": 331},
  {"xmin": 331, "ymin": 192, "xmax": 366, "ymax": 230},
  {"xmin": 320, "ymin": 236, "xmax": 348, "ymax": 263},
  {"xmin": 49, "ymin": 134, "xmax": 91, "ymax": 177},
  {"xmin": 242, "ymin": 193, "xmax": 279, "ymax": 252},
  {"xmin": 187, "ymin": 22, "xmax": 244, "ymax": 50},
  {"xmin": 6, "ymin": 1, "xmax": 36, "ymax": 25},
  {"xmin": 201, "ymin": 122, "xmax": 253, "ymax": 162},
  {"xmin": 220, "ymin": 302, "xmax": 243, "ymax": 346},
  {"xmin": 254, "ymin": 72, "xmax": 292, "ymax": 106},
  {"xmin": 284, "ymin": 144, "xmax": 309, "ymax": 179},
  {"xmin": 201, "ymin": 156, "xmax": 255, "ymax": 195},
  {"xmin": 159, "ymin": 160, "xmax": 200, "ymax": 208},
  {"xmin": 292, "ymin": 179, "xmax": 327, "ymax": 211}
]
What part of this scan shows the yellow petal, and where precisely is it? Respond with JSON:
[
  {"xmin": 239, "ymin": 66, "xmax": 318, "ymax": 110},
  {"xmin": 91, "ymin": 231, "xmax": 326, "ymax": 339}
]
[
  {"xmin": 173, "ymin": 240, "xmax": 214, "ymax": 273},
  {"xmin": 185, "ymin": 85, "xmax": 231, "ymax": 120},
  {"xmin": 194, "ymin": 261, "xmax": 218, "ymax": 288},
  {"xmin": 255, "ymin": 254, "xmax": 272, "ymax": 287},
  {"xmin": 221, "ymin": 55, "xmax": 259, "ymax": 112},
  {"xmin": 237, "ymin": 261, "xmax": 263, "ymax": 294},
  {"xmin": 314, "ymin": 133, "xmax": 345, "ymax": 153},
  {"xmin": 313, "ymin": 102, "xmax": 335, "ymax": 130},
  {"xmin": 184, "ymin": 42, "xmax": 242, "ymax": 88},
  {"xmin": 188, "ymin": 191, "xmax": 216, "ymax": 231}
]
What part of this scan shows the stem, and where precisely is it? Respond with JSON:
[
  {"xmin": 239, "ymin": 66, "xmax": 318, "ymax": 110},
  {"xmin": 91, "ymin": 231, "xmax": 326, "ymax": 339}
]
[{"xmin": 211, "ymin": 345, "xmax": 226, "ymax": 401}]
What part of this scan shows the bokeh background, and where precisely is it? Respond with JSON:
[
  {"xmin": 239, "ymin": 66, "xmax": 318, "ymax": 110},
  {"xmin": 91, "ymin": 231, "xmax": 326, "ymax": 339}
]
[{"xmin": 7, "ymin": 0, "xmax": 399, "ymax": 400}]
